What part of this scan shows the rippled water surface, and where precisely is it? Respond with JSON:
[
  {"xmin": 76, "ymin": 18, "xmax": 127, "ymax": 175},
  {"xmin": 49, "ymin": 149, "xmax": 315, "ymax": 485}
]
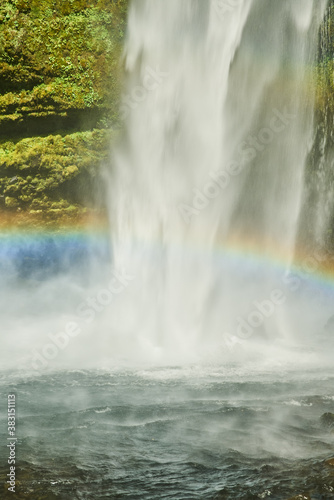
[{"xmin": 1, "ymin": 367, "xmax": 334, "ymax": 499}]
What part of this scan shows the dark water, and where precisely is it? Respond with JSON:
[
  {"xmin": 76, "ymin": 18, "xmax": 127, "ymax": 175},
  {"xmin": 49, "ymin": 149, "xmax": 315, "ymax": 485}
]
[{"xmin": 1, "ymin": 367, "xmax": 334, "ymax": 499}]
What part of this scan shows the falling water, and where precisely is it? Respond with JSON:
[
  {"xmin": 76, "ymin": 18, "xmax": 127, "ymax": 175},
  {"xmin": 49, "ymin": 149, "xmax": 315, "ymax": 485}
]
[{"xmin": 108, "ymin": 0, "xmax": 329, "ymax": 364}]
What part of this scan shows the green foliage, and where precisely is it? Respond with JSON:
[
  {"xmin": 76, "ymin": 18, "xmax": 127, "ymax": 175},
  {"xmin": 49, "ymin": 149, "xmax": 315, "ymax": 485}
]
[
  {"xmin": 316, "ymin": 57, "xmax": 334, "ymax": 112},
  {"xmin": 0, "ymin": 0, "xmax": 128, "ymax": 218},
  {"xmin": 0, "ymin": 0, "xmax": 128, "ymax": 128},
  {"xmin": 316, "ymin": 2, "xmax": 334, "ymax": 114},
  {"xmin": 0, "ymin": 129, "xmax": 118, "ymax": 212}
]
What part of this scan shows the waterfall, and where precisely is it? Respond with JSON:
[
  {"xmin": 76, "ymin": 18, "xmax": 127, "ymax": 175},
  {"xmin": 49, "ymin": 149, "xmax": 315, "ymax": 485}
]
[{"xmin": 107, "ymin": 0, "xmax": 328, "ymax": 364}]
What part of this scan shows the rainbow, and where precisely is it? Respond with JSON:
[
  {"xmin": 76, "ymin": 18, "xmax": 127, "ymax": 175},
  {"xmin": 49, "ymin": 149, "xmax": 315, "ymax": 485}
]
[
  {"xmin": 0, "ymin": 212, "xmax": 110, "ymax": 278},
  {"xmin": 1, "ymin": 213, "xmax": 334, "ymax": 295}
]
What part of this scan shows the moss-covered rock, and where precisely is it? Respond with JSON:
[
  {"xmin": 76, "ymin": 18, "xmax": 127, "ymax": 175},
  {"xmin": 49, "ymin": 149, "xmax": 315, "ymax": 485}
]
[
  {"xmin": 320, "ymin": 412, "xmax": 334, "ymax": 430},
  {"xmin": 0, "ymin": 0, "xmax": 128, "ymax": 137},
  {"xmin": 0, "ymin": 128, "xmax": 118, "ymax": 213},
  {"xmin": 314, "ymin": 2, "xmax": 334, "ymax": 125},
  {"xmin": 0, "ymin": 0, "xmax": 127, "ymax": 221}
]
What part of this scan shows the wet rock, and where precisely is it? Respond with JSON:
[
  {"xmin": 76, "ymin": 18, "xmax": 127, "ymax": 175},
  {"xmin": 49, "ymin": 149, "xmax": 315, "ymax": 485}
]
[
  {"xmin": 0, "ymin": 0, "xmax": 128, "ymax": 136},
  {"xmin": 325, "ymin": 457, "xmax": 334, "ymax": 467},
  {"xmin": 320, "ymin": 412, "xmax": 334, "ymax": 430},
  {"xmin": 0, "ymin": 129, "xmax": 117, "ymax": 217},
  {"xmin": 0, "ymin": 0, "xmax": 128, "ymax": 222}
]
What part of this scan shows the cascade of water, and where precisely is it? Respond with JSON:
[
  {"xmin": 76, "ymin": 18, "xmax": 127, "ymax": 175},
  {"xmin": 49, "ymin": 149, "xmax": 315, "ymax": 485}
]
[{"xmin": 107, "ymin": 0, "xmax": 328, "ymax": 363}]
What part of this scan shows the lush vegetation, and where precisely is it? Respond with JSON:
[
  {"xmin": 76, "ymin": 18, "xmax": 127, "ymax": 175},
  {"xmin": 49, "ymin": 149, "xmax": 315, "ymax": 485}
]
[
  {"xmin": 0, "ymin": 0, "xmax": 127, "ymax": 220},
  {"xmin": 316, "ymin": 2, "xmax": 334, "ymax": 115},
  {"xmin": 0, "ymin": 128, "xmax": 117, "ymax": 212}
]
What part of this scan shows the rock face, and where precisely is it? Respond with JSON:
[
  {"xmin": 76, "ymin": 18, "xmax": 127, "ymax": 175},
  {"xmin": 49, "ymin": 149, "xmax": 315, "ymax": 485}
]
[
  {"xmin": 320, "ymin": 412, "xmax": 334, "ymax": 430},
  {"xmin": 0, "ymin": 129, "xmax": 117, "ymax": 214},
  {"xmin": 0, "ymin": 0, "xmax": 127, "ymax": 220},
  {"xmin": 299, "ymin": 0, "xmax": 334, "ymax": 252}
]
